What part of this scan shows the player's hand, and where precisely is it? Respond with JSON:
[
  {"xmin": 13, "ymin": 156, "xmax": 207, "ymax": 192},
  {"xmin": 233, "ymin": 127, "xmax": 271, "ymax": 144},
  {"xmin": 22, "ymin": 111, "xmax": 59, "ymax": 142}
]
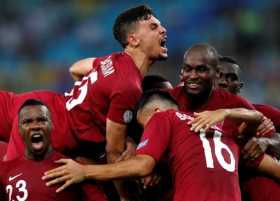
[
  {"xmin": 256, "ymin": 116, "xmax": 275, "ymax": 137},
  {"xmin": 42, "ymin": 158, "xmax": 86, "ymax": 193},
  {"xmin": 188, "ymin": 109, "xmax": 230, "ymax": 132},
  {"xmin": 242, "ymin": 137, "xmax": 268, "ymax": 161},
  {"xmin": 116, "ymin": 137, "xmax": 137, "ymax": 162},
  {"xmin": 140, "ymin": 173, "xmax": 161, "ymax": 189}
]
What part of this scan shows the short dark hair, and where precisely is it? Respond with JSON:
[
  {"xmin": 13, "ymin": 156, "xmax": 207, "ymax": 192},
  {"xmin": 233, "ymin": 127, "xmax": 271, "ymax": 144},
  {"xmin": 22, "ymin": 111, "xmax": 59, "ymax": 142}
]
[
  {"xmin": 141, "ymin": 75, "xmax": 170, "ymax": 92},
  {"xmin": 219, "ymin": 56, "xmax": 239, "ymax": 66},
  {"xmin": 113, "ymin": 5, "xmax": 154, "ymax": 48},
  {"xmin": 18, "ymin": 99, "xmax": 48, "ymax": 115},
  {"xmin": 136, "ymin": 89, "xmax": 178, "ymax": 112}
]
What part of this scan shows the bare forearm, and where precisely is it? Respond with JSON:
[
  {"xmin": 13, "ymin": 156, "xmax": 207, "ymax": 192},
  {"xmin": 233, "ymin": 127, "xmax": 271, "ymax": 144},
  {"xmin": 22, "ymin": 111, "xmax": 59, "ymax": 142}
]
[
  {"xmin": 257, "ymin": 154, "xmax": 280, "ymax": 181},
  {"xmin": 226, "ymin": 108, "xmax": 263, "ymax": 124},
  {"xmin": 84, "ymin": 155, "xmax": 154, "ymax": 181}
]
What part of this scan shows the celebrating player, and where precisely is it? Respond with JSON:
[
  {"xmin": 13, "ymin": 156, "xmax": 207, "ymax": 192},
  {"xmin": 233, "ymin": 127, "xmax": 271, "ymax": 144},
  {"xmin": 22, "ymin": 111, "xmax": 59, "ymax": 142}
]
[
  {"xmin": 3, "ymin": 4, "xmax": 167, "ymax": 200},
  {"xmin": 0, "ymin": 99, "xmax": 81, "ymax": 201},
  {"xmin": 217, "ymin": 56, "xmax": 280, "ymax": 201}
]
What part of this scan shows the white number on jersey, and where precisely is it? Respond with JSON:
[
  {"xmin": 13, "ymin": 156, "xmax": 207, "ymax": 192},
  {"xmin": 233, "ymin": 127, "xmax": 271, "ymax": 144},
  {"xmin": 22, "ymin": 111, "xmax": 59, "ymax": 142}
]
[
  {"xmin": 6, "ymin": 180, "xmax": 28, "ymax": 201},
  {"xmin": 199, "ymin": 130, "xmax": 235, "ymax": 172},
  {"xmin": 66, "ymin": 70, "xmax": 98, "ymax": 110}
]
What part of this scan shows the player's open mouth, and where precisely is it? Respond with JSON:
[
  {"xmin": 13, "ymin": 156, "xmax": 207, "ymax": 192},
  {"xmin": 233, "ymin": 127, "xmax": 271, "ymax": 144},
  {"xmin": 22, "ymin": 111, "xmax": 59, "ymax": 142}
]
[
  {"xmin": 160, "ymin": 37, "xmax": 167, "ymax": 51},
  {"xmin": 30, "ymin": 133, "xmax": 45, "ymax": 151},
  {"xmin": 160, "ymin": 38, "xmax": 167, "ymax": 48}
]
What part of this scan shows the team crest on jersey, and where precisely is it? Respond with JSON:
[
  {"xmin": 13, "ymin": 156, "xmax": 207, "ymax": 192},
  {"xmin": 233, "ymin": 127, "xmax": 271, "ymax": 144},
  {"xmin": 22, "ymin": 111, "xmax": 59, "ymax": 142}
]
[{"xmin": 123, "ymin": 110, "xmax": 133, "ymax": 123}]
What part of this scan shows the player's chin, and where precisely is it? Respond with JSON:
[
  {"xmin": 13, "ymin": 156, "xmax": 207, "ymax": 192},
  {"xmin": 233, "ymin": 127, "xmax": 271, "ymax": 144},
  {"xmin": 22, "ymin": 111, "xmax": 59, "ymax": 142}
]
[{"xmin": 158, "ymin": 52, "xmax": 168, "ymax": 61}]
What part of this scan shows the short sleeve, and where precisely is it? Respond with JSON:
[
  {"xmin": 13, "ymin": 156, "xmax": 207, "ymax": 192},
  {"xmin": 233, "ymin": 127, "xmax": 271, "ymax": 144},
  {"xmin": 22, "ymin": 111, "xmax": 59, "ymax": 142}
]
[
  {"xmin": 136, "ymin": 112, "xmax": 172, "ymax": 162},
  {"xmin": 107, "ymin": 87, "xmax": 141, "ymax": 124}
]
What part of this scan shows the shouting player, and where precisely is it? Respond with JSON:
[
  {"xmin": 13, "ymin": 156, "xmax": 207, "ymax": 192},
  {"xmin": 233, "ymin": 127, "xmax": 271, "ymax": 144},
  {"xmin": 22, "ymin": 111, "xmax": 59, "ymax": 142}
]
[
  {"xmin": 3, "ymin": 4, "xmax": 167, "ymax": 200},
  {"xmin": 0, "ymin": 99, "xmax": 81, "ymax": 201}
]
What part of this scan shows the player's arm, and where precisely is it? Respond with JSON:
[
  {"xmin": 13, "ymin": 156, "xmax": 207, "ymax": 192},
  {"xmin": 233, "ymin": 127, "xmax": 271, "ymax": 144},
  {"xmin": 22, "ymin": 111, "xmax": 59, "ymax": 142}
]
[
  {"xmin": 105, "ymin": 119, "xmax": 134, "ymax": 200},
  {"xmin": 256, "ymin": 154, "xmax": 280, "ymax": 182},
  {"xmin": 69, "ymin": 58, "xmax": 95, "ymax": 81},
  {"xmin": 241, "ymin": 132, "xmax": 280, "ymax": 161},
  {"xmin": 189, "ymin": 108, "xmax": 263, "ymax": 132},
  {"xmin": 43, "ymin": 154, "xmax": 155, "ymax": 193},
  {"xmin": 106, "ymin": 119, "xmax": 127, "ymax": 163}
]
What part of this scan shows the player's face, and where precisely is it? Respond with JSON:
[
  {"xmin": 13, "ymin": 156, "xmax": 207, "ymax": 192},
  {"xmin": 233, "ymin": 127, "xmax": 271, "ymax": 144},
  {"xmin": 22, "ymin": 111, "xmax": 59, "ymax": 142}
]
[
  {"xmin": 19, "ymin": 105, "xmax": 52, "ymax": 159},
  {"xmin": 182, "ymin": 52, "xmax": 216, "ymax": 96},
  {"xmin": 217, "ymin": 63, "xmax": 243, "ymax": 94},
  {"xmin": 135, "ymin": 15, "xmax": 168, "ymax": 60}
]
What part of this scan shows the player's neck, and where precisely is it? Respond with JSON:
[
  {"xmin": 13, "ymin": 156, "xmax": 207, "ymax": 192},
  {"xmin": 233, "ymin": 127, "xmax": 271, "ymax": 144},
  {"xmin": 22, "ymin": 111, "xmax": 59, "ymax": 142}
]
[
  {"xmin": 124, "ymin": 48, "xmax": 152, "ymax": 76},
  {"xmin": 25, "ymin": 147, "xmax": 53, "ymax": 161}
]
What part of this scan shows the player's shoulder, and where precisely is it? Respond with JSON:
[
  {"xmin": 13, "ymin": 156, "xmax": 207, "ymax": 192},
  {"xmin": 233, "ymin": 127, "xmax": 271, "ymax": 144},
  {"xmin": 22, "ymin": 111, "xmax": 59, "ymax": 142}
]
[
  {"xmin": 151, "ymin": 109, "xmax": 190, "ymax": 122},
  {"xmin": 254, "ymin": 103, "xmax": 280, "ymax": 113},
  {"xmin": 213, "ymin": 88, "xmax": 247, "ymax": 102},
  {"xmin": 0, "ymin": 157, "xmax": 23, "ymax": 171},
  {"xmin": 94, "ymin": 52, "xmax": 128, "ymax": 66}
]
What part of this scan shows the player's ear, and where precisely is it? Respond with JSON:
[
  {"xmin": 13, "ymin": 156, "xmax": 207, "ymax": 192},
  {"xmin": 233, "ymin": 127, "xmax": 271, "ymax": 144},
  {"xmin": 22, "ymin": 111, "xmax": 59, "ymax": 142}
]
[
  {"xmin": 127, "ymin": 32, "xmax": 140, "ymax": 48},
  {"xmin": 154, "ymin": 107, "xmax": 161, "ymax": 113}
]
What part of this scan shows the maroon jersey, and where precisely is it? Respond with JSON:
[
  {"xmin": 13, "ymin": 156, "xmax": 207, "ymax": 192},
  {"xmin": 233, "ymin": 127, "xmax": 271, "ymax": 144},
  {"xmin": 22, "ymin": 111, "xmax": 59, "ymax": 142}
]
[
  {"xmin": 239, "ymin": 104, "xmax": 280, "ymax": 201},
  {"xmin": 0, "ymin": 141, "xmax": 7, "ymax": 160},
  {"xmin": 0, "ymin": 152, "xmax": 81, "ymax": 201},
  {"xmin": 169, "ymin": 86, "xmax": 255, "ymax": 139},
  {"xmin": 137, "ymin": 110, "xmax": 241, "ymax": 201},
  {"xmin": 254, "ymin": 104, "xmax": 280, "ymax": 132},
  {"xmin": 0, "ymin": 91, "xmax": 15, "ymax": 142},
  {"xmin": 242, "ymin": 175, "xmax": 280, "ymax": 201},
  {"xmin": 170, "ymin": 86, "xmax": 255, "ymax": 112},
  {"xmin": 5, "ymin": 90, "xmax": 77, "ymax": 161},
  {"xmin": 65, "ymin": 52, "xmax": 142, "ymax": 143}
]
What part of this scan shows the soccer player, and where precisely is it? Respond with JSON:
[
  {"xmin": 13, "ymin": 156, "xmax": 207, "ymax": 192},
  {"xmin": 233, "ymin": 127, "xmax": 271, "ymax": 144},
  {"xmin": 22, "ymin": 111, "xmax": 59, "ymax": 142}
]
[
  {"xmin": 217, "ymin": 56, "xmax": 280, "ymax": 132},
  {"xmin": 42, "ymin": 90, "xmax": 265, "ymax": 201},
  {"xmin": 217, "ymin": 56, "xmax": 280, "ymax": 201},
  {"xmin": 4, "ymin": 4, "xmax": 167, "ymax": 200},
  {"xmin": 169, "ymin": 44, "xmax": 275, "ymax": 138},
  {"xmin": 0, "ymin": 99, "xmax": 81, "ymax": 201}
]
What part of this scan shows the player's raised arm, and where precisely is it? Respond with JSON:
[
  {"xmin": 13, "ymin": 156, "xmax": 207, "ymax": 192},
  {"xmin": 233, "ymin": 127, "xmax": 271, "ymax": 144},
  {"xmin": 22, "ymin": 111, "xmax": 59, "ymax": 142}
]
[
  {"xmin": 188, "ymin": 108, "xmax": 263, "ymax": 132},
  {"xmin": 69, "ymin": 58, "xmax": 95, "ymax": 81}
]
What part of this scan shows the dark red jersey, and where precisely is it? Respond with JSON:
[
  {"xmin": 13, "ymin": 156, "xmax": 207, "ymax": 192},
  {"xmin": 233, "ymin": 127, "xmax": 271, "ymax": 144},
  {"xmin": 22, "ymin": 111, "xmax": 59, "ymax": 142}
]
[
  {"xmin": 0, "ymin": 151, "xmax": 81, "ymax": 201},
  {"xmin": 65, "ymin": 52, "xmax": 142, "ymax": 143},
  {"xmin": 137, "ymin": 110, "xmax": 241, "ymax": 201},
  {"xmin": 254, "ymin": 104, "xmax": 280, "ymax": 132}
]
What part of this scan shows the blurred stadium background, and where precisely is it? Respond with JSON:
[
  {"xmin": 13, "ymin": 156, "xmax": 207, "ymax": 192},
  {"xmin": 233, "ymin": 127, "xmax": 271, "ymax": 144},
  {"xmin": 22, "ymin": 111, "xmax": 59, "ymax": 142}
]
[{"xmin": 0, "ymin": 0, "xmax": 279, "ymax": 107}]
